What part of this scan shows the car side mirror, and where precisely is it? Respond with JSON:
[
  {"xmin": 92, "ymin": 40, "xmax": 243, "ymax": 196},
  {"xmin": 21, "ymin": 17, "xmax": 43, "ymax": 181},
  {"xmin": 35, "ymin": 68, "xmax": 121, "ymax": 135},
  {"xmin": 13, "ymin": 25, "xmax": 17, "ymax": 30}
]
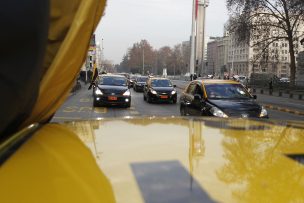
[
  {"xmin": 194, "ymin": 94, "xmax": 202, "ymax": 101},
  {"xmin": 173, "ymin": 85, "xmax": 177, "ymax": 88},
  {"xmin": 252, "ymin": 95, "xmax": 257, "ymax": 99}
]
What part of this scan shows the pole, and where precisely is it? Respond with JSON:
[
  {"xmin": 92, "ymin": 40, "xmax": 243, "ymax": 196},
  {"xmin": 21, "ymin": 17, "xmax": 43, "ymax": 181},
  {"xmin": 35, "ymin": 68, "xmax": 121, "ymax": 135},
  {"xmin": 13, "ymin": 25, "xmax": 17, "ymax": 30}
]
[
  {"xmin": 190, "ymin": 0, "xmax": 196, "ymax": 75},
  {"xmin": 231, "ymin": 38, "xmax": 234, "ymax": 78},
  {"xmin": 143, "ymin": 47, "xmax": 145, "ymax": 75},
  {"xmin": 201, "ymin": 1, "xmax": 208, "ymax": 75}
]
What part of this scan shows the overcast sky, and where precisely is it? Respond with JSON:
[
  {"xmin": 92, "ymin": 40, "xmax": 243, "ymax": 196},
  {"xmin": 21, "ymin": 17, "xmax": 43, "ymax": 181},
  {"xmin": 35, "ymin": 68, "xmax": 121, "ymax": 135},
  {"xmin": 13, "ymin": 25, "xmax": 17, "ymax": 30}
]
[{"xmin": 95, "ymin": 0, "xmax": 229, "ymax": 64}]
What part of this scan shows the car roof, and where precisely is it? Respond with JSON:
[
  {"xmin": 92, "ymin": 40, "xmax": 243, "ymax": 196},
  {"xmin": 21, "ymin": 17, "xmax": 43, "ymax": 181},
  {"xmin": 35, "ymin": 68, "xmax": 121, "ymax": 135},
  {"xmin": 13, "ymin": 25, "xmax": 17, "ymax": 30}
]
[
  {"xmin": 196, "ymin": 79, "xmax": 241, "ymax": 85},
  {"xmin": 150, "ymin": 77, "xmax": 170, "ymax": 80},
  {"xmin": 101, "ymin": 74, "xmax": 126, "ymax": 78}
]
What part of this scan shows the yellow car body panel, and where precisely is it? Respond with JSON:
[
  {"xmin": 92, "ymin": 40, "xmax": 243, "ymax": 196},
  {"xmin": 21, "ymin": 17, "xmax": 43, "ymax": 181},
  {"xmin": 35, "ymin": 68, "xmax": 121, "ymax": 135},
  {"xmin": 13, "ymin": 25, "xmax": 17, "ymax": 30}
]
[
  {"xmin": 1, "ymin": 117, "xmax": 304, "ymax": 203},
  {"xmin": 0, "ymin": 123, "xmax": 115, "ymax": 203},
  {"xmin": 22, "ymin": 0, "xmax": 107, "ymax": 128},
  {"xmin": 60, "ymin": 117, "xmax": 304, "ymax": 203}
]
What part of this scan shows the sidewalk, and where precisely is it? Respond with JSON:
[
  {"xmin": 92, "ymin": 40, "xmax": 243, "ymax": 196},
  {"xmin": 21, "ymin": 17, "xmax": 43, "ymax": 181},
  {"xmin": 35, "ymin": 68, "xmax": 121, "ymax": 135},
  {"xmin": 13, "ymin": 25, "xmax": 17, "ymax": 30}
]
[{"xmin": 256, "ymin": 93, "xmax": 304, "ymax": 116}]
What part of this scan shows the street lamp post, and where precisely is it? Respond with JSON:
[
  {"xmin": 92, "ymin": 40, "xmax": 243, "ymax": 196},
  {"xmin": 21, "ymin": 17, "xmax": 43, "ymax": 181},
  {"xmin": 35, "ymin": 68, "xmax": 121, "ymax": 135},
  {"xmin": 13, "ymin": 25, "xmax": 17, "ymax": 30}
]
[
  {"xmin": 190, "ymin": 0, "xmax": 209, "ymax": 75},
  {"xmin": 142, "ymin": 47, "xmax": 145, "ymax": 75}
]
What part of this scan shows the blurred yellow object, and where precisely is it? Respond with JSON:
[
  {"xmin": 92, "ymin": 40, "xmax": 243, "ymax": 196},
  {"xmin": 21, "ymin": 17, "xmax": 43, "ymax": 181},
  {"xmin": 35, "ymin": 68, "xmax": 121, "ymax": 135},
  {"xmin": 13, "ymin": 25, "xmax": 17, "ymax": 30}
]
[
  {"xmin": 0, "ymin": 123, "xmax": 115, "ymax": 203},
  {"xmin": 22, "ymin": 0, "xmax": 106, "ymax": 127}
]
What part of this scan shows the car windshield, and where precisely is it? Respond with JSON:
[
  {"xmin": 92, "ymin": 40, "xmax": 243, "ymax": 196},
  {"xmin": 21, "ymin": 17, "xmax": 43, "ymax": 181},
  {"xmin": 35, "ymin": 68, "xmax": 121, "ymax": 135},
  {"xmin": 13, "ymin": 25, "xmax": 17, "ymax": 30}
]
[
  {"xmin": 151, "ymin": 79, "xmax": 172, "ymax": 87},
  {"xmin": 137, "ymin": 77, "xmax": 148, "ymax": 82},
  {"xmin": 99, "ymin": 76, "xmax": 127, "ymax": 86},
  {"xmin": 205, "ymin": 84, "xmax": 251, "ymax": 100}
]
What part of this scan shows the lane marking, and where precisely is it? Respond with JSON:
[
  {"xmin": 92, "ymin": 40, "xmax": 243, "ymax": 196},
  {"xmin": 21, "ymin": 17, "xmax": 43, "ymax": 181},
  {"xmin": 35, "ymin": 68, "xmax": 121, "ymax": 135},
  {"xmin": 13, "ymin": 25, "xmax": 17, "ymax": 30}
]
[
  {"xmin": 130, "ymin": 111, "xmax": 140, "ymax": 115},
  {"xmin": 63, "ymin": 106, "xmax": 106, "ymax": 114},
  {"xmin": 94, "ymin": 107, "xmax": 107, "ymax": 114},
  {"xmin": 63, "ymin": 106, "xmax": 79, "ymax": 113},
  {"xmin": 79, "ymin": 107, "xmax": 92, "ymax": 112},
  {"xmin": 80, "ymin": 98, "xmax": 91, "ymax": 103}
]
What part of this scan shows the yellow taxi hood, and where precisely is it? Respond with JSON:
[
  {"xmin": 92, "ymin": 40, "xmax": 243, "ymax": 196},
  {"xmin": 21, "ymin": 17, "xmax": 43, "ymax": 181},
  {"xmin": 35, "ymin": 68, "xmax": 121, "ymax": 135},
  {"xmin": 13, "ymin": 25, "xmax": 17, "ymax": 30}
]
[{"xmin": 60, "ymin": 117, "xmax": 304, "ymax": 203}]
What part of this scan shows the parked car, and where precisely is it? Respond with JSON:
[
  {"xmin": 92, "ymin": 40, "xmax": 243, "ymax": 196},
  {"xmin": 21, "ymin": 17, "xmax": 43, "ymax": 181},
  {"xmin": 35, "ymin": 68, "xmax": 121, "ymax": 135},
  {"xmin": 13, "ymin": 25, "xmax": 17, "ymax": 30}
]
[
  {"xmin": 180, "ymin": 80, "xmax": 268, "ymax": 118},
  {"xmin": 93, "ymin": 74, "xmax": 131, "ymax": 107},
  {"xmin": 143, "ymin": 77, "xmax": 177, "ymax": 103}
]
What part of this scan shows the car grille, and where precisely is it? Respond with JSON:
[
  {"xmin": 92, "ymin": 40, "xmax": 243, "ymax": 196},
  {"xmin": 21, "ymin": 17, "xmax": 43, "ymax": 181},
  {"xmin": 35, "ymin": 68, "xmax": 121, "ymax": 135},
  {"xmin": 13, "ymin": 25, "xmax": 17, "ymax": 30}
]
[
  {"xmin": 224, "ymin": 109, "xmax": 260, "ymax": 118},
  {"xmin": 156, "ymin": 91, "xmax": 171, "ymax": 95},
  {"xmin": 102, "ymin": 89, "xmax": 125, "ymax": 95}
]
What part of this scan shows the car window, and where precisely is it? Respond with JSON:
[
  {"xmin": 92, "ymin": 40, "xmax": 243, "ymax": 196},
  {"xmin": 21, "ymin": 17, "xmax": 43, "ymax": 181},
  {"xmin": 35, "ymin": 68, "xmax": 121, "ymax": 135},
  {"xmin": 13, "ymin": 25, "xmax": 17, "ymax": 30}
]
[
  {"xmin": 205, "ymin": 84, "xmax": 251, "ymax": 99},
  {"xmin": 99, "ymin": 76, "xmax": 127, "ymax": 86},
  {"xmin": 137, "ymin": 77, "xmax": 148, "ymax": 82},
  {"xmin": 151, "ymin": 79, "xmax": 172, "ymax": 87},
  {"xmin": 186, "ymin": 83, "xmax": 196, "ymax": 95},
  {"xmin": 194, "ymin": 85, "xmax": 204, "ymax": 97}
]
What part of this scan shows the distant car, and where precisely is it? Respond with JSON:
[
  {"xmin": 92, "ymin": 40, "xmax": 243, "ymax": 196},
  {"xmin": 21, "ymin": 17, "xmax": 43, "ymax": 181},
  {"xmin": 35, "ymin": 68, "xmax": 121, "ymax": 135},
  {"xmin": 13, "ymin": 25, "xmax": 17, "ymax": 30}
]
[
  {"xmin": 133, "ymin": 76, "xmax": 148, "ymax": 92},
  {"xmin": 93, "ymin": 75, "xmax": 131, "ymax": 107},
  {"xmin": 129, "ymin": 75, "xmax": 137, "ymax": 88},
  {"xmin": 180, "ymin": 80, "xmax": 268, "ymax": 118},
  {"xmin": 143, "ymin": 77, "xmax": 177, "ymax": 103},
  {"xmin": 279, "ymin": 77, "xmax": 290, "ymax": 83}
]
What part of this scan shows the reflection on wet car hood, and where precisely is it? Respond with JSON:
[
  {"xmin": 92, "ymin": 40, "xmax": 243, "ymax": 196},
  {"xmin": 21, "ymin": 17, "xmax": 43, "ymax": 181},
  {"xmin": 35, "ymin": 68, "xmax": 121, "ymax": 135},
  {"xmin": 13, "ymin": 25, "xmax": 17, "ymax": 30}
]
[{"xmin": 64, "ymin": 117, "xmax": 304, "ymax": 203}]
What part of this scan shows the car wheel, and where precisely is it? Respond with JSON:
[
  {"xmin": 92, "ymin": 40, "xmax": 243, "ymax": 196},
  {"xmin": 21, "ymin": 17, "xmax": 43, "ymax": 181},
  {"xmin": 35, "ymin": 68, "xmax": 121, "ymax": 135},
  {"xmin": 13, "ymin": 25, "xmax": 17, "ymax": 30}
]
[
  {"xmin": 125, "ymin": 102, "xmax": 131, "ymax": 108},
  {"xmin": 147, "ymin": 96, "xmax": 152, "ymax": 103},
  {"xmin": 172, "ymin": 98, "xmax": 177, "ymax": 104},
  {"xmin": 93, "ymin": 100, "xmax": 98, "ymax": 107}
]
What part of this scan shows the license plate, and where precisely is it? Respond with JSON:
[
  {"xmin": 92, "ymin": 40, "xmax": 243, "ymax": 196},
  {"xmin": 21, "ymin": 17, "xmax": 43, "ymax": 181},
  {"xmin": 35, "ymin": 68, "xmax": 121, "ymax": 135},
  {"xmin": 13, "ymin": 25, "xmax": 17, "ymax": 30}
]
[
  {"xmin": 108, "ymin": 96, "xmax": 117, "ymax": 101},
  {"xmin": 160, "ymin": 95, "xmax": 168, "ymax": 99}
]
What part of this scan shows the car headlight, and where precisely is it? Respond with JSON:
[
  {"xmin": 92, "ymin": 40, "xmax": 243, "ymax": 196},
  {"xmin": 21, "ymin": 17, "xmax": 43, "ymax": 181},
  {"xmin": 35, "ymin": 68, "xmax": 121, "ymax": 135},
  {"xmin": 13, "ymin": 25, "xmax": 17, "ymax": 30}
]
[
  {"xmin": 171, "ymin": 90, "xmax": 176, "ymax": 95},
  {"xmin": 210, "ymin": 106, "xmax": 228, "ymax": 118},
  {"xmin": 259, "ymin": 106, "xmax": 268, "ymax": 117},
  {"xmin": 151, "ymin": 89, "xmax": 157, "ymax": 94},
  {"xmin": 123, "ymin": 89, "xmax": 131, "ymax": 96},
  {"xmin": 95, "ymin": 89, "xmax": 103, "ymax": 95}
]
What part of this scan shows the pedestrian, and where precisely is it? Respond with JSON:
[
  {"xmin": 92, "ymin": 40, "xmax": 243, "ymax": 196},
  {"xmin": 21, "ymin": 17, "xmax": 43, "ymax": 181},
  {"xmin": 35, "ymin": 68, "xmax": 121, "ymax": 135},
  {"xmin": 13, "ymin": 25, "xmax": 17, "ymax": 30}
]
[
  {"xmin": 193, "ymin": 74, "xmax": 197, "ymax": 80},
  {"xmin": 269, "ymin": 79, "xmax": 273, "ymax": 92},
  {"xmin": 190, "ymin": 74, "xmax": 193, "ymax": 81}
]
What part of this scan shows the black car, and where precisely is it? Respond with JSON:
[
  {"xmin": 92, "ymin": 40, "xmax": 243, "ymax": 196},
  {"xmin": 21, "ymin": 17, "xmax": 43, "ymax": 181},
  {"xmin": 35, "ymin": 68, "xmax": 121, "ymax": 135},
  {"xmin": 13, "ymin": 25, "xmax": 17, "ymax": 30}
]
[
  {"xmin": 143, "ymin": 78, "xmax": 177, "ymax": 103},
  {"xmin": 133, "ymin": 76, "xmax": 148, "ymax": 92},
  {"xmin": 180, "ymin": 80, "xmax": 268, "ymax": 118},
  {"xmin": 93, "ymin": 75, "xmax": 131, "ymax": 107}
]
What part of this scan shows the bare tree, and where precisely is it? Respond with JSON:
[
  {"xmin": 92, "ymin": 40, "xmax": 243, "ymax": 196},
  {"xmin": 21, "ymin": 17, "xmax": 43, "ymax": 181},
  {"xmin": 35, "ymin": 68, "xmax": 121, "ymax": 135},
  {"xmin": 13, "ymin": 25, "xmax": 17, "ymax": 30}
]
[{"xmin": 227, "ymin": 0, "xmax": 304, "ymax": 86}]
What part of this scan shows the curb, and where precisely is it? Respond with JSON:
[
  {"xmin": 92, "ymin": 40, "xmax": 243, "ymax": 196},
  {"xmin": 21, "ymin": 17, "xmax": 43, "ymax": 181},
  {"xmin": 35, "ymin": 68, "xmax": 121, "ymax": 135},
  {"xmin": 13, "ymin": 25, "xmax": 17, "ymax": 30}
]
[{"xmin": 262, "ymin": 103, "xmax": 304, "ymax": 116}]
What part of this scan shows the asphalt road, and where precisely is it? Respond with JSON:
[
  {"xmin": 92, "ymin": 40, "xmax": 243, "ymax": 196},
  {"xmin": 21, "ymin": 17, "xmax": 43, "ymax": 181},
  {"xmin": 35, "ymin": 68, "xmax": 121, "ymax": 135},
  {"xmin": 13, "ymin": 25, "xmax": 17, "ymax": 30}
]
[
  {"xmin": 51, "ymin": 82, "xmax": 304, "ymax": 123},
  {"xmin": 51, "ymin": 84, "xmax": 180, "ymax": 122}
]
